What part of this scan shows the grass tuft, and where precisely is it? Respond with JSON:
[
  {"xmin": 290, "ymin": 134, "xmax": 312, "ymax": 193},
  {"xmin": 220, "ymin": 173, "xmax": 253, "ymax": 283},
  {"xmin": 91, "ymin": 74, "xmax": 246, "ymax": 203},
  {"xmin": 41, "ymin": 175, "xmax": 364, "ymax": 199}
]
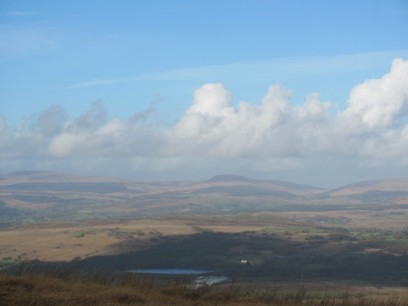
[{"xmin": 1, "ymin": 272, "xmax": 408, "ymax": 306}]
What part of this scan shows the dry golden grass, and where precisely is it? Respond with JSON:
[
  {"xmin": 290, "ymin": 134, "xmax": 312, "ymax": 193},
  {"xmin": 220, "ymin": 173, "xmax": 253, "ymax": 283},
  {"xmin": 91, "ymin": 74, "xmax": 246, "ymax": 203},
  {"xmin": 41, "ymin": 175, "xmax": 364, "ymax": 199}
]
[
  {"xmin": 0, "ymin": 217, "xmax": 276, "ymax": 263},
  {"xmin": 1, "ymin": 273, "xmax": 407, "ymax": 306},
  {"xmin": 0, "ymin": 273, "xmax": 280, "ymax": 306},
  {"xmin": 1, "ymin": 210, "xmax": 407, "ymax": 264}
]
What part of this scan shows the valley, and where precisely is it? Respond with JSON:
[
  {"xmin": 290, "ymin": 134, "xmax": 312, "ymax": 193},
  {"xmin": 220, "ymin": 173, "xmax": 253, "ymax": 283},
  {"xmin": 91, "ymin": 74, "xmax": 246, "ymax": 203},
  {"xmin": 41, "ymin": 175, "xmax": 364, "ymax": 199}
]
[{"xmin": 1, "ymin": 171, "xmax": 408, "ymax": 304}]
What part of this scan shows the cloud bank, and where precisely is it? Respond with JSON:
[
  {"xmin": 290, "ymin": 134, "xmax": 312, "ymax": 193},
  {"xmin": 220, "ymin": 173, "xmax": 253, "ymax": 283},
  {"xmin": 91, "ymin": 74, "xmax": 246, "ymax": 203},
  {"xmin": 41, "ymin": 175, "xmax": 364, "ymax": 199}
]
[{"xmin": 1, "ymin": 59, "xmax": 408, "ymax": 186}]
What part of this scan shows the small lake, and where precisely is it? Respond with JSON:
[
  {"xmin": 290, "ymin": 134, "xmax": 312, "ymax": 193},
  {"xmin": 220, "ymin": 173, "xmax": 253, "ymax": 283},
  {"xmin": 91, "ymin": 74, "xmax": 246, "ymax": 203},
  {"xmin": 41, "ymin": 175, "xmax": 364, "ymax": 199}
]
[{"xmin": 126, "ymin": 268, "xmax": 211, "ymax": 275}]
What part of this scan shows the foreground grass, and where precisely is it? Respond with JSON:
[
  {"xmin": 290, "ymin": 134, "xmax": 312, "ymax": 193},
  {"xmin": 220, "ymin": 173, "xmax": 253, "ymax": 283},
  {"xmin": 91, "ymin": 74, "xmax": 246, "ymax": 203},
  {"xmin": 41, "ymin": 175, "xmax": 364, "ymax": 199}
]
[{"xmin": 1, "ymin": 273, "xmax": 408, "ymax": 306}]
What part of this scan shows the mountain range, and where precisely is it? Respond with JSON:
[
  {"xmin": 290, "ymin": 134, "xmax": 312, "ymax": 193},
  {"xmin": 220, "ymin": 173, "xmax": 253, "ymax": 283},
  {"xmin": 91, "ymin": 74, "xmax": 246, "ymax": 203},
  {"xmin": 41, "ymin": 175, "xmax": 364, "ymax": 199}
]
[{"xmin": 1, "ymin": 170, "xmax": 407, "ymax": 225}]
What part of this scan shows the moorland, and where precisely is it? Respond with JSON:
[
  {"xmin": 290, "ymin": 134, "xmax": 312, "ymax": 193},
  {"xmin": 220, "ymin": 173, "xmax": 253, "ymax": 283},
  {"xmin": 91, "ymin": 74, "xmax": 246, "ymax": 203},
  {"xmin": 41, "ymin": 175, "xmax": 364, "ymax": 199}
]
[{"xmin": 1, "ymin": 170, "xmax": 408, "ymax": 305}]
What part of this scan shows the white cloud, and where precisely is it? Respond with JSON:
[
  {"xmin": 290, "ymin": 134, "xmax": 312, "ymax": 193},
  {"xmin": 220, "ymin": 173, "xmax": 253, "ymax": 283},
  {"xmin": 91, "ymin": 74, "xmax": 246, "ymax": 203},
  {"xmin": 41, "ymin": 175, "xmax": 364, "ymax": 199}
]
[
  {"xmin": 341, "ymin": 58, "xmax": 408, "ymax": 130},
  {"xmin": 36, "ymin": 105, "xmax": 67, "ymax": 136},
  {"xmin": 170, "ymin": 84, "xmax": 293, "ymax": 157},
  {"xmin": 1, "ymin": 58, "xmax": 408, "ymax": 186},
  {"xmin": 188, "ymin": 83, "xmax": 233, "ymax": 116},
  {"xmin": 170, "ymin": 84, "xmax": 332, "ymax": 158},
  {"xmin": 48, "ymin": 133, "xmax": 85, "ymax": 157}
]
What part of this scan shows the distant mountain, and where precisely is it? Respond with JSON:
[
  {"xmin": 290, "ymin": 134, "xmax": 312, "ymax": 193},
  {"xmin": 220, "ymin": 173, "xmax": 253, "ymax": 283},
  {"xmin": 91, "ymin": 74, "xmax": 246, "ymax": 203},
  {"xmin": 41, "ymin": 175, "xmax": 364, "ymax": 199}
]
[
  {"xmin": 207, "ymin": 175, "xmax": 254, "ymax": 182},
  {"xmin": 1, "ymin": 170, "xmax": 407, "ymax": 224},
  {"xmin": 327, "ymin": 178, "xmax": 408, "ymax": 201},
  {"xmin": 2, "ymin": 171, "xmax": 407, "ymax": 199},
  {"xmin": 201, "ymin": 174, "xmax": 325, "ymax": 197},
  {"xmin": 0, "ymin": 171, "xmax": 128, "ymax": 193},
  {"xmin": 0, "ymin": 170, "xmax": 170, "ymax": 194},
  {"xmin": 2, "ymin": 170, "xmax": 407, "ymax": 199}
]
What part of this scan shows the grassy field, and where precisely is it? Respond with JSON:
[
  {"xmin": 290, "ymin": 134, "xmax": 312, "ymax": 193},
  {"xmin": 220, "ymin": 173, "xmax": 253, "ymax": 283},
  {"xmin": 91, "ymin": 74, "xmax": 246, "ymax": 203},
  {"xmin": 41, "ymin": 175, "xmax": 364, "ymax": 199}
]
[
  {"xmin": 0, "ymin": 216, "xmax": 279, "ymax": 263},
  {"xmin": 2, "ymin": 211, "xmax": 407, "ymax": 264},
  {"xmin": 1, "ymin": 273, "xmax": 408, "ymax": 306},
  {"xmin": 1, "ymin": 213, "xmax": 408, "ymax": 304},
  {"xmin": 2, "ymin": 173, "xmax": 408, "ymax": 304}
]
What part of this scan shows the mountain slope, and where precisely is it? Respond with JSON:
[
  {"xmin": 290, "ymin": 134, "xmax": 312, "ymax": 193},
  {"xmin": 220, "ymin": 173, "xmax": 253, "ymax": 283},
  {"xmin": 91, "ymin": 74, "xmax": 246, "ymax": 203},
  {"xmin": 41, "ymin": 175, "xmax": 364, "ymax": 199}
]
[
  {"xmin": 196, "ymin": 174, "xmax": 326, "ymax": 196},
  {"xmin": 327, "ymin": 178, "xmax": 408, "ymax": 201},
  {"xmin": 1, "ymin": 171, "xmax": 407, "ymax": 224}
]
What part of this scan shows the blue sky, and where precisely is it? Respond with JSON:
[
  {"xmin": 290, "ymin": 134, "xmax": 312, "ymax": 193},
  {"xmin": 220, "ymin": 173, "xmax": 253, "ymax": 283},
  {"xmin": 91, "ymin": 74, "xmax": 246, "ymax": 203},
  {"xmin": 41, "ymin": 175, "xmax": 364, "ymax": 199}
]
[{"xmin": 1, "ymin": 1, "xmax": 408, "ymax": 186}]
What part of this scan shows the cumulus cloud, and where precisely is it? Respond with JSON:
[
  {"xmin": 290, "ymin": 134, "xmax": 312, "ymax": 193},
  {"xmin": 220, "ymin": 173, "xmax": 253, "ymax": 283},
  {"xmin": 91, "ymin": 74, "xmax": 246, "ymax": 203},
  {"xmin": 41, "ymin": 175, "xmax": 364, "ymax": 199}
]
[
  {"xmin": 1, "ymin": 58, "xmax": 408, "ymax": 185},
  {"xmin": 170, "ymin": 83, "xmax": 334, "ymax": 158},
  {"xmin": 45, "ymin": 101, "xmax": 159, "ymax": 158},
  {"xmin": 36, "ymin": 105, "xmax": 67, "ymax": 136},
  {"xmin": 171, "ymin": 84, "xmax": 295, "ymax": 157},
  {"xmin": 48, "ymin": 133, "xmax": 85, "ymax": 157},
  {"xmin": 340, "ymin": 58, "xmax": 408, "ymax": 130}
]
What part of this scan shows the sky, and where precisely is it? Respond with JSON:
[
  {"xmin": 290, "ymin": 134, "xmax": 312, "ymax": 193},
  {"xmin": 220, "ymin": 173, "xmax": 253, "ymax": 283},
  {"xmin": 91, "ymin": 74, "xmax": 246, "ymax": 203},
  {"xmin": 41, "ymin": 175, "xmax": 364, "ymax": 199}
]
[{"xmin": 1, "ymin": 0, "xmax": 408, "ymax": 187}]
